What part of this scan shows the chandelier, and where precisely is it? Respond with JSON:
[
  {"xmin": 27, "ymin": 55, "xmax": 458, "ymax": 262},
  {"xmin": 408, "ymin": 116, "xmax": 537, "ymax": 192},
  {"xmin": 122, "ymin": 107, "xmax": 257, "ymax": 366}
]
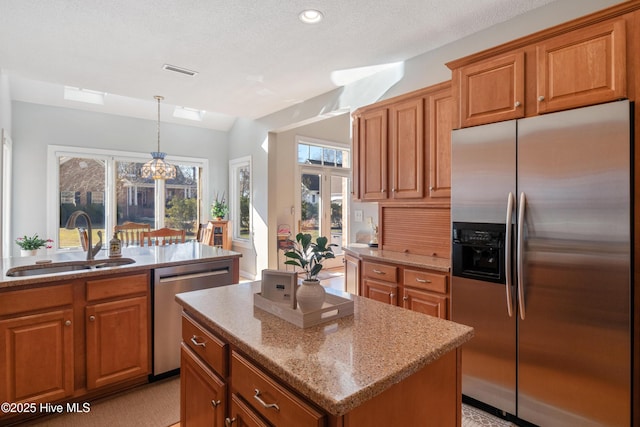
[{"xmin": 140, "ymin": 95, "xmax": 176, "ymax": 180}]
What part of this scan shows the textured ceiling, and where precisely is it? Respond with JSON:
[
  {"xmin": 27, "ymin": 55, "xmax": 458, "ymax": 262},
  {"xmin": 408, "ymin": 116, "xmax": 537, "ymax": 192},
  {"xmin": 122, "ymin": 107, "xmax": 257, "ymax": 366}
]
[{"xmin": 0, "ymin": 0, "xmax": 556, "ymax": 131}]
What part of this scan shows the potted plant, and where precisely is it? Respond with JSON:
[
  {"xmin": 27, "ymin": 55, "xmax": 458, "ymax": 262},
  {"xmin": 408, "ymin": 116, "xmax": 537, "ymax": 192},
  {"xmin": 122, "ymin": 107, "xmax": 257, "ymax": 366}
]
[
  {"xmin": 210, "ymin": 192, "xmax": 228, "ymax": 220},
  {"xmin": 284, "ymin": 233, "xmax": 336, "ymax": 311},
  {"xmin": 16, "ymin": 234, "xmax": 53, "ymax": 256}
]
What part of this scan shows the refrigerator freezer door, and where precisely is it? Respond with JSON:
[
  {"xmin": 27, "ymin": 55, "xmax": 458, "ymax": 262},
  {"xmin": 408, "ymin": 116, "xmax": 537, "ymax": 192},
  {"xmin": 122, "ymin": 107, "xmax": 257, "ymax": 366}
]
[
  {"xmin": 516, "ymin": 101, "xmax": 631, "ymax": 426},
  {"xmin": 451, "ymin": 121, "xmax": 517, "ymax": 224},
  {"xmin": 451, "ymin": 120, "xmax": 517, "ymax": 413}
]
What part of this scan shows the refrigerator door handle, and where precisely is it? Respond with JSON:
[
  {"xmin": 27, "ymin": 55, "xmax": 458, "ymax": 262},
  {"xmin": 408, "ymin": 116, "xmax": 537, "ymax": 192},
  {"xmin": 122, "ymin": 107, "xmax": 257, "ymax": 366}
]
[
  {"xmin": 517, "ymin": 192, "xmax": 526, "ymax": 320},
  {"xmin": 504, "ymin": 192, "xmax": 514, "ymax": 317}
]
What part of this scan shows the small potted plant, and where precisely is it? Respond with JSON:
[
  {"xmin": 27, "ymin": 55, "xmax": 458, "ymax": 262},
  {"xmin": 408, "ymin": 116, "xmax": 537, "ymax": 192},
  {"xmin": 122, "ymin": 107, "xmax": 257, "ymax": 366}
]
[
  {"xmin": 210, "ymin": 192, "xmax": 228, "ymax": 220},
  {"xmin": 284, "ymin": 233, "xmax": 336, "ymax": 311},
  {"xmin": 16, "ymin": 234, "xmax": 53, "ymax": 257}
]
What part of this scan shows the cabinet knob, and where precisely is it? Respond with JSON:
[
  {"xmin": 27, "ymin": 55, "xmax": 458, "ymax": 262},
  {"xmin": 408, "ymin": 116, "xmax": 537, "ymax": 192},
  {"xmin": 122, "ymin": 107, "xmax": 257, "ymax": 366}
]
[
  {"xmin": 89, "ymin": 315, "xmax": 95, "ymax": 322},
  {"xmin": 514, "ymin": 101, "xmax": 521, "ymax": 107},
  {"xmin": 403, "ymin": 296, "xmax": 409, "ymax": 301},
  {"xmin": 389, "ymin": 293, "xmax": 395, "ymax": 298},
  {"xmin": 392, "ymin": 188, "xmax": 396, "ymax": 192},
  {"xmin": 538, "ymin": 96, "xmax": 545, "ymax": 102},
  {"xmin": 65, "ymin": 320, "xmax": 72, "ymax": 326},
  {"xmin": 429, "ymin": 186, "xmax": 434, "ymax": 191},
  {"xmin": 211, "ymin": 399, "xmax": 221, "ymax": 408},
  {"xmin": 225, "ymin": 418, "xmax": 236, "ymax": 426}
]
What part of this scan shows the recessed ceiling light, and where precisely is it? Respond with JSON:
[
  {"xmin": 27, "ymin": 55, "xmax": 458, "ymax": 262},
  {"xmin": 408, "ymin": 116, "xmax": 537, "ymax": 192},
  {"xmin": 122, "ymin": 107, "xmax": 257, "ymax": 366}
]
[
  {"xmin": 63, "ymin": 86, "xmax": 106, "ymax": 105},
  {"xmin": 298, "ymin": 9, "xmax": 323, "ymax": 24}
]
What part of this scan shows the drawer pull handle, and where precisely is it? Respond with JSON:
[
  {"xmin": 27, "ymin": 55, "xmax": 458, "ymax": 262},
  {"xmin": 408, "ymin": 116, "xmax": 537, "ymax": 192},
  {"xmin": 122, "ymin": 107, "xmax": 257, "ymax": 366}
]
[
  {"xmin": 225, "ymin": 417, "xmax": 236, "ymax": 426},
  {"xmin": 254, "ymin": 389, "xmax": 280, "ymax": 411},
  {"xmin": 373, "ymin": 269, "xmax": 385, "ymax": 275},
  {"xmin": 416, "ymin": 278, "xmax": 431, "ymax": 284},
  {"xmin": 190, "ymin": 335, "xmax": 206, "ymax": 347},
  {"xmin": 211, "ymin": 399, "xmax": 221, "ymax": 408}
]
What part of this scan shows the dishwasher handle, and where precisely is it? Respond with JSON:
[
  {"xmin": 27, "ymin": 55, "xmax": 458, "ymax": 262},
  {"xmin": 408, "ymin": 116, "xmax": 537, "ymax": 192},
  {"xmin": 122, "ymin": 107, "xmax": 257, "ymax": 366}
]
[{"xmin": 158, "ymin": 268, "xmax": 229, "ymax": 284}]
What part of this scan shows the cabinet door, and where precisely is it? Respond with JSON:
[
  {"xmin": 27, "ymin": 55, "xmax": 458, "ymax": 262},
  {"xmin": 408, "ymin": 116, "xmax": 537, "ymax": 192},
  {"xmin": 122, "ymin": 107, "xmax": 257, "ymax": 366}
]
[
  {"xmin": 359, "ymin": 108, "xmax": 388, "ymax": 200},
  {"xmin": 363, "ymin": 279, "xmax": 398, "ymax": 306},
  {"xmin": 351, "ymin": 115, "xmax": 360, "ymax": 200},
  {"xmin": 343, "ymin": 253, "xmax": 361, "ymax": 295},
  {"xmin": 459, "ymin": 52, "xmax": 525, "ymax": 127},
  {"xmin": 536, "ymin": 19, "xmax": 626, "ymax": 114},
  {"xmin": 227, "ymin": 393, "xmax": 270, "ymax": 427},
  {"xmin": 181, "ymin": 345, "xmax": 226, "ymax": 427},
  {"xmin": 389, "ymin": 97, "xmax": 424, "ymax": 199},
  {"xmin": 403, "ymin": 288, "xmax": 448, "ymax": 319},
  {"xmin": 86, "ymin": 295, "xmax": 149, "ymax": 389},
  {"xmin": 0, "ymin": 309, "xmax": 74, "ymax": 404},
  {"xmin": 426, "ymin": 86, "xmax": 454, "ymax": 198}
]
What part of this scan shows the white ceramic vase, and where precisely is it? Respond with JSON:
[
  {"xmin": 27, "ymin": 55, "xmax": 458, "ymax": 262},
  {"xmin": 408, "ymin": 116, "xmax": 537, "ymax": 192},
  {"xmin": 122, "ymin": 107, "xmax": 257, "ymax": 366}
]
[
  {"xmin": 20, "ymin": 249, "xmax": 38, "ymax": 257},
  {"xmin": 296, "ymin": 279, "xmax": 326, "ymax": 312}
]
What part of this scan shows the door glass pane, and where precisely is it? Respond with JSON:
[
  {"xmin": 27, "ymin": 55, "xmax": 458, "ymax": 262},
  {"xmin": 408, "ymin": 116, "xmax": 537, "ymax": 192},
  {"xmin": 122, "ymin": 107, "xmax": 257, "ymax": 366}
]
[
  {"xmin": 330, "ymin": 175, "xmax": 348, "ymax": 256},
  {"xmin": 301, "ymin": 173, "xmax": 321, "ymax": 239},
  {"xmin": 116, "ymin": 160, "xmax": 154, "ymax": 228},
  {"xmin": 238, "ymin": 164, "xmax": 251, "ymax": 239},
  {"xmin": 59, "ymin": 156, "xmax": 106, "ymax": 249}
]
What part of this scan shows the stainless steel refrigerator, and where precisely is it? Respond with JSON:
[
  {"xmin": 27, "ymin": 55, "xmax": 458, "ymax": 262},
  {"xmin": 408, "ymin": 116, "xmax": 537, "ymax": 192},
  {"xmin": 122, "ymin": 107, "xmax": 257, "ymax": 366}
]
[{"xmin": 451, "ymin": 100, "xmax": 632, "ymax": 426}]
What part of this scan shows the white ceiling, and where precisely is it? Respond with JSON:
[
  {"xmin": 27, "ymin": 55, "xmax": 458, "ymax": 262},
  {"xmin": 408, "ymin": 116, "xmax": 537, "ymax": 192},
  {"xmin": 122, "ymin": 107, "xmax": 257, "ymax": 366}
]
[{"xmin": 0, "ymin": 0, "xmax": 556, "ymax": 131}]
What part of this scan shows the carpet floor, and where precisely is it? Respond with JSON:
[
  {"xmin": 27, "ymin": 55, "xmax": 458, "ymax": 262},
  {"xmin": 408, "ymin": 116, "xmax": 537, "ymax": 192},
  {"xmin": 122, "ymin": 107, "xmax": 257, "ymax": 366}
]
[{"xmin": 17, "ymin": 376, "xmax": 517, "ymax": 427}]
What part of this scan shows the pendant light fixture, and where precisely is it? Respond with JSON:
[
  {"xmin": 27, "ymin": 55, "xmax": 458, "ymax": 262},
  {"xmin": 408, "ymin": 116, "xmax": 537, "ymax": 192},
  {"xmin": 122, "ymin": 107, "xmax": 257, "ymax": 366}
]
[{"xmin": 140, "ymin": 95, "xmax": 176, "ymax": 180}]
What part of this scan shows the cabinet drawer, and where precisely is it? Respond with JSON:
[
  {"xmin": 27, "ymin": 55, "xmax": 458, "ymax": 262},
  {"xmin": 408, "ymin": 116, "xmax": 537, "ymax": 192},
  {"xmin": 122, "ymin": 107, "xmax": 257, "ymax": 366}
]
[
  {"xmin": 182, "ymin": 315, "xmax": 228, "ymax": 378},
  {"xmin": 0, "ymin": 283, "xmax": 73, "ymax": 317},
  {"xmin": 86, "ymin": 272, "xmax": 149, "ymax": 301},
  {"xmin": 362, "ymin": 262, "xmax": 397, "ymax": 283},
  {"xmin": 231, "ymin": 351, "xmax": 324, "ymax": 427},
  {"xmin": 403, "ymin": 269, "xmax": 448, "ymax": 294}
]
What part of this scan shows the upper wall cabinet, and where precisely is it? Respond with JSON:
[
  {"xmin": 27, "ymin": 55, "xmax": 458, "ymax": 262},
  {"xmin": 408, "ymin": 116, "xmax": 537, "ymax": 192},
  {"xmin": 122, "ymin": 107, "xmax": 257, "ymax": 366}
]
[
  {"xmin": 536, "ymin": 19, "xmax": 626, "ymax": 114},
  {"xmin": 352, "ymin": 81, "xmax": 453, "ymax": 203},
  {"xmin": 448, "ymin": 13, "xmax": 630, "ymax": 128}
]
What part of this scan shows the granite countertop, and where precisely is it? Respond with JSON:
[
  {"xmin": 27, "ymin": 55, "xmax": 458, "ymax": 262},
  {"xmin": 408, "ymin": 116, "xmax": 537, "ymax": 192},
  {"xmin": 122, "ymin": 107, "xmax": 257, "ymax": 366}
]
[
  {"xmin": 176, "ymin": 281, "xmax": 473, "ymax": 416},
  {"xmin": 343, "ymin": 244, "xmax": 450, "ymax": 272},
  {"xmin": 0, "ymin": 241, "xmax": 241, "ymax": 289}
]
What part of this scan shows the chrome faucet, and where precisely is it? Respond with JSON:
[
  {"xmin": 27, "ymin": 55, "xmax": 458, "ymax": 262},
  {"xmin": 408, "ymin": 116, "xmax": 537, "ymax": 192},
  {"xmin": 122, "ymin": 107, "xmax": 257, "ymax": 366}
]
[{"xmin": 65, "ymin": 210, "xmax": 102, "ymax": 260}]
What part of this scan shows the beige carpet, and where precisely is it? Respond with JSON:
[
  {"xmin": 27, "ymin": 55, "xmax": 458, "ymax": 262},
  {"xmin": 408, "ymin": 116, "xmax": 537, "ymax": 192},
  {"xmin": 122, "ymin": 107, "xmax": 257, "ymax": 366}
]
[
  {"xmin": 16, "ymin": 376, "xmax": 516, "ymax": 427},
  {"xmin": 20, "ymin": 377, "xmax": 180, "ymax": 427}
]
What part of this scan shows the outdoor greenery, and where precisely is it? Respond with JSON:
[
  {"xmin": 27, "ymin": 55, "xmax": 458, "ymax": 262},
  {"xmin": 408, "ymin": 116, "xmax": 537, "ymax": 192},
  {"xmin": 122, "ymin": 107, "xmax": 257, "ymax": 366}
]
[{"xmin": 166, "ymin": 197, "xmax": 197, "ymax": 231}]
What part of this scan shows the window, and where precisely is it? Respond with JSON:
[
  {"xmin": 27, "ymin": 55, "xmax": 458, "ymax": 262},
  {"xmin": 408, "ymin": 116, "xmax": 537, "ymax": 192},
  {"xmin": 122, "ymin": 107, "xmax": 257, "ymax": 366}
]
[
  {"xmin": 296, "ymin": 138, "xmax": 350, "ymax": 258},
  {"xmin": 229, "ymin": 157, "xmax": 251, "ymax": 242},
  {"xmin": 48, "ymin": 146, "xmax": 207, "ymax": 250}
]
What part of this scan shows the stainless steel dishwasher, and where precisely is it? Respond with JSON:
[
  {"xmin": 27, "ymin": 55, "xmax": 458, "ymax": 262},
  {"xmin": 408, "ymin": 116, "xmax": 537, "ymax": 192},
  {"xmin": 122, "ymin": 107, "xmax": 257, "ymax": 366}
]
[{"xmin": 152, "ymin": 259, "xmax": 234, "ymax": 377}]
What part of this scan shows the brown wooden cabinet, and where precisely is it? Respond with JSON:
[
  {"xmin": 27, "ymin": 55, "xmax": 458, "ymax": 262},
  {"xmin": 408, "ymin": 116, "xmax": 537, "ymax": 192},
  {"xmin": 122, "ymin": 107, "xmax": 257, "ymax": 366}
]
[
  {"xmin": 206, "ymin": 220, "xmax": 231, "ymax": 250},
  {"xmin": 0, "ymin": 284, "xmax": 75, "ymax": 411},
  {"xmin": 343, "ymin": 252, "xmax": 361, "ymax": 295},
  {"xmin": 449, "ymin": 16, "xmax": 628, "ymax": 128},
  {"xmin": 362, "ymin": 261, "xmax": 398, "ymax": 305},
  {"xmin": 352, "ymin": 81, "xmax": 453, "ymax": 203}
]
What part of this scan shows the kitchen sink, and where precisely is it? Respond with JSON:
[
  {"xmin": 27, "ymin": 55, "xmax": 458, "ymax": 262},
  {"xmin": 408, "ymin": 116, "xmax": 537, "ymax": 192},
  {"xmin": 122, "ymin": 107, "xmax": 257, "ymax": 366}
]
[{"xmin": 5, "ymin": 258, "xmax": 136, "ymax": 277}]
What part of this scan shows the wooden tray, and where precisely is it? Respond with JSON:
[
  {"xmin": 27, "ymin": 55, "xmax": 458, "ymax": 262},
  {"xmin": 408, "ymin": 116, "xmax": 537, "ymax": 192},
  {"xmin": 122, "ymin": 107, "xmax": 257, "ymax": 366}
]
[{"xmin": 253, "ymin": 291, "xmax": 354, "ymax": 328}]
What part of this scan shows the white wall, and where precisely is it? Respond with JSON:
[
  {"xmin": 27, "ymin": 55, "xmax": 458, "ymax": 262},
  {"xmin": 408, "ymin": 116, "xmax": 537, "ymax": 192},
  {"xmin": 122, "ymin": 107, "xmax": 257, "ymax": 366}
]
[{"xmin": 10, "ymin": 101, "xmax": 228, "ymax": 257}]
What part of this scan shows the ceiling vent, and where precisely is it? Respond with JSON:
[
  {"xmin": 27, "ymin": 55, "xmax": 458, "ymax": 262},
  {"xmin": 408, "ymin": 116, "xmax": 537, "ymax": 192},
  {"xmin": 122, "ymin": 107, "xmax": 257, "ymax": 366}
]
[{"xmin": 162, "ymin": 64, "xmax": 198, "ymax": 77}]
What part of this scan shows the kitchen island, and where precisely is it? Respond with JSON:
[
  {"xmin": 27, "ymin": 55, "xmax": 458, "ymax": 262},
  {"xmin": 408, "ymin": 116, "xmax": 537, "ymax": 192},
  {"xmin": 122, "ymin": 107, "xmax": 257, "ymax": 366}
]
[{"xmin": 176, "ymin": 281, "xmax": 474, "ymax": 426}]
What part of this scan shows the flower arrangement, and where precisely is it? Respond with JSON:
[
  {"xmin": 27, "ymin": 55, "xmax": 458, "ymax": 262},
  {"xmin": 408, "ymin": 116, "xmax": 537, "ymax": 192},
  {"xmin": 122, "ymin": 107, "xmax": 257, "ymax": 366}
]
[
  {"xmin": 211, "ymin": 191, "xmax": 229, "ymax": 219},
  {"xmin": 284, "ymin": 233, "xmax": 336, "ymax": 281},
  {"xmin": 15, "ymin": 234, "xmax": 53, "ymax": 250}
]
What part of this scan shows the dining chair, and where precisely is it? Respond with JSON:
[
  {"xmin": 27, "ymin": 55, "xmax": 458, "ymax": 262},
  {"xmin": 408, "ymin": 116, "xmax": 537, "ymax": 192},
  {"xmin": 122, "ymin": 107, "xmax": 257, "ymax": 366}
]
[
  {"xmin": 114, "ymin": 221, "xmax": 151, "ymax": 246},
  {"xmin": 200, "ymin": 222, "xmax": 214, "ymax": 246},
  {"xmin": 140, "ymin": 227, "xmax": 186, "ymax": 246}
]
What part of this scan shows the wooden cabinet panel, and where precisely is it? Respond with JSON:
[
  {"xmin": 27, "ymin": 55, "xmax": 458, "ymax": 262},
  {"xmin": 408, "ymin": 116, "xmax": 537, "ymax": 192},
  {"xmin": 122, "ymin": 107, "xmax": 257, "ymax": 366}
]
[
  {"xmin": 181, "ymin": 344, "xmax": 226, "ymax": 427},
  {"xmin": 86, "ymin": 272, "xmax": 148, "ymax": 301},
  {"xmin": 182, "ymin": 314, "xmax": 228, "ymax": 378},
  {"xmin": 403, "ymin": 269, "xmax": 448, "ymax": 294},
  {"xmin": 0, "ymin": 308, "xmax": 74, "ymax": 405},
  {"xmin": 344, "ymin": 252, "xmax": 361, "ymax": 295},
  {"xmin": 389, "ymin": 97, "xmax": 424, "ymax": 199},
  {"xmin": 427, "ymin": 86, "xmax": 454, "ymax": 198},
  {"xmin": 86, "ymin": 295, "xmax": 149, "ymax": 389},
  {"xmin": 362, "ymin": 261, "xmax": 398, "ymax": 282},
  {"xmin": 227, "ymin": 393, "xmax": 270, "ymax": 427},
  {"xmin": 403, "ymin": 288, "xmax": 448, "ymax": 319},
  {"xmin": 362, "ymin": 279, "xmax": 398, "ymax": 306},
  {"xmin": 231, "ymin": 351, "xmax": 325, "ymax": 427},
  {"xmin": 459, "ymin": 51, "xmax": 525, "ymax": 127},
  {"xmin": 359, "ymin": 109, "xmax": 388, "ymax": 200},
  {"xmin": 351, "ymin": 115, "xmax": 360, "ymax": 200},
  {"xmin": 536, "ymin": 19, "xmax": 626, "ymax": 114}
]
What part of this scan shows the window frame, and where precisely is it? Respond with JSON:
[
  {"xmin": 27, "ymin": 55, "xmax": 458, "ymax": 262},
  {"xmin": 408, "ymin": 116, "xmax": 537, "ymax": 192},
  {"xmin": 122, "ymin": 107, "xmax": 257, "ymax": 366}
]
[
  {"xmin": 229, "ymin": 156, "xmax": 252, "ymax": 247},
  {"xmin": 46, "ymin": 145, "xmax": 208, "ymax": 252}
]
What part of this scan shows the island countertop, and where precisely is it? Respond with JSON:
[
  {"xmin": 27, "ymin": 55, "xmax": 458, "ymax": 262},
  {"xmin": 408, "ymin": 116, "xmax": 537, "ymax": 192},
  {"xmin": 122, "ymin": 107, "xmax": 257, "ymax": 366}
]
[
  {"xmin": 0, "ymin": 241, "xmax": 241, "ymax": 289},
  {"xmin": 176, "ymin": 281, "xmax": 474, "ymax": 416}
]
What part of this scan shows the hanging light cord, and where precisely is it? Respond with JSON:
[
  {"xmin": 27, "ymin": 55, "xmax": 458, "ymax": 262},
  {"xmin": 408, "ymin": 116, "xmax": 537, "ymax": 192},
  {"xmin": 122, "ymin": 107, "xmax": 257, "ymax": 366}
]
[{"xmin": 155, "ymin": 95, "xmax": 164, "ymax": 152}]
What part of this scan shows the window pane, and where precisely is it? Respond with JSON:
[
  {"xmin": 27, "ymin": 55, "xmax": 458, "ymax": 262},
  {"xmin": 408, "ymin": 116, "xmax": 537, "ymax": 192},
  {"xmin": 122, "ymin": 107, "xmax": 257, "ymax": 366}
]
[
  {"xmin": 116, "ymin": 160, "xmax": 154, "ymax": 228},
  {"xmin": 238, "ymin": 165, "xmax": 251, "ymax": 239},
  {"xmin": 165, "ymin": 165, "xmax": 199, "ymax": 240},
  {"xmin": 323, "ymin": 148, "xmax": 336, "ymax": 167},
  {"xmin": 59, "ymin": 156, "xmax": 106, "ymax": 249},
  {"xmin": 301, "ymin": 172, "xmax": 321, "ymax": 239},
  {"xmin": 298, "ymin": 144, "xmax": 310, "ymax": 164},
  {"xmin": 309, "ymin": 146, "xmax": 322, "ymax": 165},
  {"xmin": 330, "ymin": 175, "xmax": 348, "ymax": 255}
]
